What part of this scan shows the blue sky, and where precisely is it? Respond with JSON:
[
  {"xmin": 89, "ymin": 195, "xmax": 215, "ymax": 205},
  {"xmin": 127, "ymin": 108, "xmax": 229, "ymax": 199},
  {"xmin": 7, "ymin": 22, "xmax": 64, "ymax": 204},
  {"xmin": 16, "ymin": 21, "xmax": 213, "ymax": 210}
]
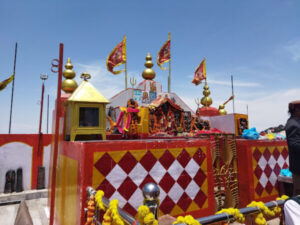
[{"xmin": 0, "ymin": 0, "xmax": 300, "ymax": 133}]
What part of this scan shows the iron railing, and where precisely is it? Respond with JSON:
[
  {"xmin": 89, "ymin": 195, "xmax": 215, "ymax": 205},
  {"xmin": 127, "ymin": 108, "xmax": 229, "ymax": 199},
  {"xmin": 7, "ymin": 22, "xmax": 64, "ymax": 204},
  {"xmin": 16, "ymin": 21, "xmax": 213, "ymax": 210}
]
[{"xmin": 86, "ymin": 186, "xmax": 286, "ymax": 225}]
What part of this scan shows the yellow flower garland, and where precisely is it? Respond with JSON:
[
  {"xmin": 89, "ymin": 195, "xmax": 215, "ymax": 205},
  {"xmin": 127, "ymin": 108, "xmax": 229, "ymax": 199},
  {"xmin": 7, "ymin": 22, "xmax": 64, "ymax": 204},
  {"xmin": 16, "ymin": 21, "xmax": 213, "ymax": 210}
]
[
  {"xmin": 216, "ymin": 208, "xmax": 245, "ymax": 224},
  {"xmin": 137, "ymin": 205, "xmax": 158, "ymax": 225},
  {"xmin": 273, "ymin": 195, "xmax": 289, "ymax": 215},
  {"xmin": 94, "ymin": 191, "xmax": 125, "ymax": 225},
  {"xmin": 109, "ymin": 199, "xmax": 124, "ymax": 225},
  {"xmin": 173, "ymin": 215, "xmax": 201, "ymax": 225},
  {"xmin": 95, "ymin": 190, "xmax": 106, "ymax": 211},
  {"xmin": 247, "ymin": 201, "xmax": 277, "ymax": 225}
]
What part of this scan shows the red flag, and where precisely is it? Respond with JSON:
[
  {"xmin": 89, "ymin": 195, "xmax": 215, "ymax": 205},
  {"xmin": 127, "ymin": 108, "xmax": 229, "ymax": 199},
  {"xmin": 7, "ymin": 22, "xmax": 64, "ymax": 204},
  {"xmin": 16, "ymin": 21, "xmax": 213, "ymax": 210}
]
[
  {"xmin": 107, "ymin": 36, "xmax": 126, "ymax": 75},
  {"xmin": 0, "ymin": 74, "xmax": 14, "ymax": 91},
  {"xmin": 192, "ymin": 58, "xmax": 206, "ymax": 85},
  {"xmin": 157, "ymin": 36, "xmax": 170, "ymax": 70}
]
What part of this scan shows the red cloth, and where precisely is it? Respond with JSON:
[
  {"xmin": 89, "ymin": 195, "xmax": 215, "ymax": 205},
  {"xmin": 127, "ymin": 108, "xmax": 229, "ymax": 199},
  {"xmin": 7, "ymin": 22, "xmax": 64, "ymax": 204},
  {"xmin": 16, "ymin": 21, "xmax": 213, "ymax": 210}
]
[
  {"xmin": 197, "ymin": 107, "xmax": 219, "ymax": 116},
  {"xmin": 195, "ymin": 128, "xmax": 223, "ymax": 134}
]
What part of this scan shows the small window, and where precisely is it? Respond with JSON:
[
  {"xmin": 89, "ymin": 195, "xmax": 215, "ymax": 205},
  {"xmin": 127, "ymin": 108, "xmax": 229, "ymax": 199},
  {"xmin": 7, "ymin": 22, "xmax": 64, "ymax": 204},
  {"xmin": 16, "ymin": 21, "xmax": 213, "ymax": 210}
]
[{"xmin": 79, "ymin": 107, "xmax": 99, "ymax": 127}]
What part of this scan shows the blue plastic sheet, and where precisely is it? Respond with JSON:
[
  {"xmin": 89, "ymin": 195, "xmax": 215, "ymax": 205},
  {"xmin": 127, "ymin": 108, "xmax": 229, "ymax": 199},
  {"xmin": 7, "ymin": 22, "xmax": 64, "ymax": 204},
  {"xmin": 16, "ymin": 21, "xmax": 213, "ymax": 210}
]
[
  {"xmin": 280, "ymin": 168, "xmax": 292, "ymax": 177},
  {"xmin": 242, "ymin": 127, "xmax": 260, "ymax": 140}
]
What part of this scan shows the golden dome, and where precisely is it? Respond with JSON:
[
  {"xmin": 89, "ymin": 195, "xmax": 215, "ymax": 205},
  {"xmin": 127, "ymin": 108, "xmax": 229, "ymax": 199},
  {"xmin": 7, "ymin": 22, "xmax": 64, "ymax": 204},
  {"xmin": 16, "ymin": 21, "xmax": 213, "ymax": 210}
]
[
  {"xmin": 201, "ymin": 83, "xmax": 213, "ymax": 107},
  {"xmin": 63, "ymin": 58, "xmax": 76, "ymax": 79},
  {"xmin": 62, "ymin": 57, "xmax": 78, "ymax": 93},
  {"xmin": 218, "ymin": 104, "xmax": 227, "ymax": 115},
  {"xmin": 62, "ymin": 79, "xmax": 78, "ymax": 93},
  {"xmin": 142, "ymin": 53, "xmax": 156, "ymax": 80}
]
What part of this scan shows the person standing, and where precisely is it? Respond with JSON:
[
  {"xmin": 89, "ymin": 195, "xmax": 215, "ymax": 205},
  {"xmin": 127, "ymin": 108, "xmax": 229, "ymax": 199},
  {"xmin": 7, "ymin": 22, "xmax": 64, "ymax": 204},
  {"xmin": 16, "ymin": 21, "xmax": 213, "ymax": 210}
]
[{"xmin": 285, "ymin": 100, "xmax": 300, "ymax": 195}]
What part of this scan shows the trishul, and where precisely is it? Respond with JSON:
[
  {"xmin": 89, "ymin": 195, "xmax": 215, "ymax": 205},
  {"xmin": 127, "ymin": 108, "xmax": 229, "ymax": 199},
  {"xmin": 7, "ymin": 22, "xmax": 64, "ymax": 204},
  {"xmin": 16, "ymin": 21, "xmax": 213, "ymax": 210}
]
[
  {"xmin": 130, "ymin": 77, "xmax": 136, "ymax": 98},
  {"xmin": 195, "ymin": 97, "xmax": 201, "ymax": 110}
]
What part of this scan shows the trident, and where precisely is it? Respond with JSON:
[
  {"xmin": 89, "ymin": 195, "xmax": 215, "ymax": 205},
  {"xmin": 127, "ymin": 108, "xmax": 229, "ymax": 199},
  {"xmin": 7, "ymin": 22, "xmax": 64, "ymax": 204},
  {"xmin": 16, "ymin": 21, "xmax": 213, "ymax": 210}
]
[
  {"xmin": 130, "ymin": 77, "xmax": 136, "ymax": 98},
  {"xmin": 195, "ymin": 97, "xmax": 201, "ymax": 111}
]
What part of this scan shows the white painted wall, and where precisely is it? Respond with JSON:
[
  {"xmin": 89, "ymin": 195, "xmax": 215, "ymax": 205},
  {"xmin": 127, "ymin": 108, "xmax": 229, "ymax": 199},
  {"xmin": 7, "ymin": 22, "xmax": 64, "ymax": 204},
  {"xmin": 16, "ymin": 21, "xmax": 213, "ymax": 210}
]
[
  {"xmin": 43, "ymin": 145, "xmax": 51, "ymax": 189},
  {"xmin": 0, "ymin": 142, "xmax": 33, "ymax": 193}
]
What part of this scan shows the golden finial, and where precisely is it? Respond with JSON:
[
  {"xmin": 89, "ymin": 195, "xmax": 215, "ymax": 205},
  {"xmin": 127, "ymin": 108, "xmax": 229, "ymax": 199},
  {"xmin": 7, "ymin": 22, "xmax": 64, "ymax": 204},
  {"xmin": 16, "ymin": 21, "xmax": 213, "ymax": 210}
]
[
  {"xmin": 62, "ymin": 57, "xmax": 78, "ymax": 93},
  {"xmin": 80, "ymin": 72, "xmax": 91, "ymax": 81},
  {"xmin": 130, "ymin": 77, "xmax": 136, "ymax": 98},
  {"xmin": 218, "ymin": 95, "xmax": 234, "ymax": 115},
  {"xmin": 142, "ymin": 53, "xmax": 156, "ymax": 80},
  {"xmin": 219, "ymin": 104, "xmax": 227, "ymax": 115},
  {"xmin": 201, "ymin": 80, "xmax": 213, "ymax": 107}
]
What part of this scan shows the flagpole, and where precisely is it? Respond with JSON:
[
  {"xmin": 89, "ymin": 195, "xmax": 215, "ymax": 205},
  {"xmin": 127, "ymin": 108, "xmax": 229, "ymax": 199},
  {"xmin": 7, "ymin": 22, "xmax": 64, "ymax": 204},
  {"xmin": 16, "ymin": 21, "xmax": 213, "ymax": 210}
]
[
  {"xmin": 124, "ymin": 35, "xmax": 127, "ymax": 89},
  {"xmin": 231, "ymin": 75, "xmax": 235, "ymax": 114},
  {"xmin": 125, "ymin": 60, "xmax": 127, "ymax": 89},
  {"xmin": 47, "ymin": 94, "xmax": 49, "ymax": 134},
  {"xmin": 168, "ymin": 32, "xmax": 171, "ymax": 93},
  {"xmin": 8, "ymin": 42, "xmax": 18, "ymax": 134}
]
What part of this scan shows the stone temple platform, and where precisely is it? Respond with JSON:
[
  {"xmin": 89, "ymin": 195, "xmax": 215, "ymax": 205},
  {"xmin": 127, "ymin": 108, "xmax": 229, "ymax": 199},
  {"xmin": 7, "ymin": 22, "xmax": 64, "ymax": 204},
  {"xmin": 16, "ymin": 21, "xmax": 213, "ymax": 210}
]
[{"xmin": 0, "ymin": 189, "xmax": 48, "ymax": 225}]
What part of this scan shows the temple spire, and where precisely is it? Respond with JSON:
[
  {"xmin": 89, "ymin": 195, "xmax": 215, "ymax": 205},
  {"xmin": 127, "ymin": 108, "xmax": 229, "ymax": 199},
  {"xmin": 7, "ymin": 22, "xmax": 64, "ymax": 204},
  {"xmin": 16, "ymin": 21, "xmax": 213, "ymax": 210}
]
[
  {"xmin": 62, "ymin": 58, "xmax": 78, "ymax": 93},
  {"xmin": 142, "ymin": 53, "xmax": 156, "ymax": 80},
  {"xmin": 201, "ymin": 79, "xmax": 213, "ymax": 107}
]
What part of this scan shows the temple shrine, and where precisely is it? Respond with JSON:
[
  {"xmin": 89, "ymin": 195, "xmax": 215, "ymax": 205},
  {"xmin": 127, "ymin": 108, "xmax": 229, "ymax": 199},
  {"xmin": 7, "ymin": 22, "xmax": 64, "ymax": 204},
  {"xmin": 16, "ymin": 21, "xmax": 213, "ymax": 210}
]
[{"xmin": 0, "ymin": 46, "xmax": 290, "ymax": 225}]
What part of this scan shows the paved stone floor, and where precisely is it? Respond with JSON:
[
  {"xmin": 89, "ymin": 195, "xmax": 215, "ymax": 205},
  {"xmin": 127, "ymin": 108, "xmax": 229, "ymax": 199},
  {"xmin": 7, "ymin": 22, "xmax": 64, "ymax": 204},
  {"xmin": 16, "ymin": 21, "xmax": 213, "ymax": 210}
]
[{"xmin": 0, "ymin": 198, "xmax": 49, "ymax": 225}]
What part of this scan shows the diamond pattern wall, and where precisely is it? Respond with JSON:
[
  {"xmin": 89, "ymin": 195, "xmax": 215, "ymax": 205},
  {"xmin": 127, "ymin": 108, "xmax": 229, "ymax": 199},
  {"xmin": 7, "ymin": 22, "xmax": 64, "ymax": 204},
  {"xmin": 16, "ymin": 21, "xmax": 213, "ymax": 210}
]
[
  {"xmin": 252, "ymin": 146, "xmax": 289, "ymax": 199},
  {"xmin": 92, "ymin": 147, "xmax": 208, "ymax": 216}
]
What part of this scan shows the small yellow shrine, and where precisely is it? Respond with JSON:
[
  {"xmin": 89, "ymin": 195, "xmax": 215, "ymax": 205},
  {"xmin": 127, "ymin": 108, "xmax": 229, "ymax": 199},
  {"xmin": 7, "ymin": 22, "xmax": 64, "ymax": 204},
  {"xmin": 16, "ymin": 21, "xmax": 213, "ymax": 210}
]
[{"xmin": 64, "ymin": 72, "xmax": 109, "ymax": 141}]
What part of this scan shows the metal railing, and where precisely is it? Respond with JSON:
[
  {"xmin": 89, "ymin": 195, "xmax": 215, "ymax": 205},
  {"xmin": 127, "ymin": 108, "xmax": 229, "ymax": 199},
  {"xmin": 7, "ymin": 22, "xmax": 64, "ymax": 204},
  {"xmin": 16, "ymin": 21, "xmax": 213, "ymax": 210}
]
[
  {"xmin": 86, "ymin": 185, "xmax": 286, "ymax": 225},
  {"xmin": 196, "ymin": 199, "xmax": 285, "ymax": 225}
]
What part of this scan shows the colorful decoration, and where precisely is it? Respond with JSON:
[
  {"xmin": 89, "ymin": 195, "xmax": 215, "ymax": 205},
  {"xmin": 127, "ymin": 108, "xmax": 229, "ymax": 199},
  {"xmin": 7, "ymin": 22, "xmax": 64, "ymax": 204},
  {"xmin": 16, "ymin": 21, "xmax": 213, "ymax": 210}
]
[
  {"xmin": 107, "ymin": 36, "xmax": 127, "ymax": 75},
  {"xmin": 0, "ymin": 74, "xmax": 14, "ymax": 91},
  {"xmin": 115, "ymin": 99, "xmax": 140, "ymax": 134},
  {"xmin": 192, "ymin": 58, "xmax": 206, "ymax": 85}
]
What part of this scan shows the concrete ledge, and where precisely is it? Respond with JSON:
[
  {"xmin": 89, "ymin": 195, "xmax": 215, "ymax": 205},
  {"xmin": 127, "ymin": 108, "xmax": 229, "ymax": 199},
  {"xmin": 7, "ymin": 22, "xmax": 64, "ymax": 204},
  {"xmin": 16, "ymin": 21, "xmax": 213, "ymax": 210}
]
[{"xmin": 0, "ymin": 189, "xmax": 48, "ymax": 204}]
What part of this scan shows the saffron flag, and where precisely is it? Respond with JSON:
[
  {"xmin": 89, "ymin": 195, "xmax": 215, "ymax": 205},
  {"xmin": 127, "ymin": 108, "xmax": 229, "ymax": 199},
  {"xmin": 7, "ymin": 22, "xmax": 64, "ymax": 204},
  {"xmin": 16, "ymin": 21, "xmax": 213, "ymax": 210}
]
[
  {"xmin": 192, "ymin": 58, "xmax": 206, "ymax": 85},
  {"xmin": 0, "ymin": 74, "xmax": 14, "ymax": 91},
  {"xmin": 106, "ymin": 36, "xmax": 127, "ymax": 75},
  {"xmin": 157, "ymin": 37, "xmax": 170, "ymax": 70}
]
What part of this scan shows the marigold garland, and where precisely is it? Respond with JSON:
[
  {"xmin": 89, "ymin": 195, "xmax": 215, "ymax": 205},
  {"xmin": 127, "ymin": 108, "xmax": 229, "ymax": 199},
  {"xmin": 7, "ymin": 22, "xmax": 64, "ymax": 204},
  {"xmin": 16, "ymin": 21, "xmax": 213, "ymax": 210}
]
[
  {"xmin": 137, "ymin": 205, "xmax": 158, "ymax": 225},
  {"xmin": 273, "ymin": 195, "xmax": 289, "ymax": 214},
  {"xmin": 95, "ymin": 190, "xmax": 106, "ymax": 211},
  {"xmin": 85, "ymin": 195, "xmax": 96, "ymax": 225},
  {"xmin": 246, "ymin": 201, "xmax": 274, "ymax": 225},
  {"xmin": 173, "ymin": 215, "xmax": 201, "ymax": 225},
  {"xmin": 108, "ymin": 199, "xmax": 124, "ymax": 225},
  {"xmin": 216, "ymin": 208, "xmax": 245, "ymax": 224}
]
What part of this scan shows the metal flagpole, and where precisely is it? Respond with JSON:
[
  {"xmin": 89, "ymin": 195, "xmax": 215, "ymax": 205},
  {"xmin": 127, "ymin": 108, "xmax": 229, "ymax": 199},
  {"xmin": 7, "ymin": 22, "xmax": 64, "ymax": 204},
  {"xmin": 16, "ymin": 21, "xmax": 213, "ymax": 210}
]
[
  {"xmin": 8, "ymin": 42, "xmax": 18, "ymax": 134},
  {"xmin": 124, "ymin": 35, "xmax": 127, "ymax": 89},
  {"xmin": 168, "ymin": 32, "xmax": 171, "ymax": 93},
  {"xmin": 231, "ymin": 75, "xmax": 235, "ymax": 114},
  {"xmin": 125, "ymin": 60, "xmax": 127, "ymax": 89},
  {"xmin": 47, "ymin": 94, "xmax": 49, "ymax": 134}
]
